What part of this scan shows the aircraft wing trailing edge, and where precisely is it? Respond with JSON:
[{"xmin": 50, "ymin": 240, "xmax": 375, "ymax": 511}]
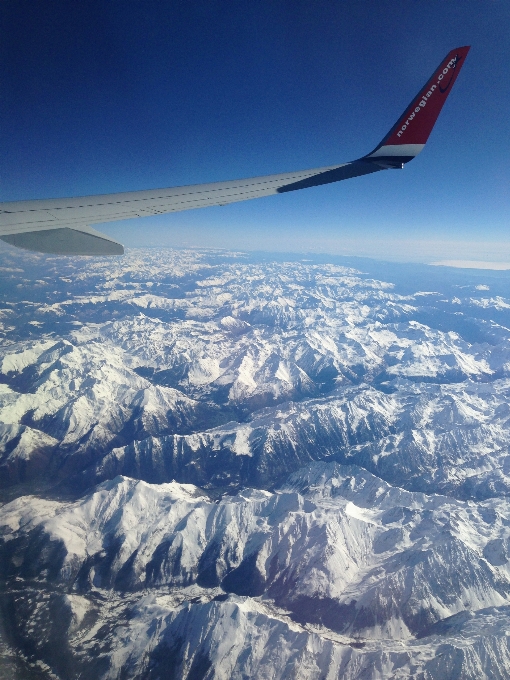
[{"xmin": 0, "ymin": 46, "xmax": 470, "ymax": 256}]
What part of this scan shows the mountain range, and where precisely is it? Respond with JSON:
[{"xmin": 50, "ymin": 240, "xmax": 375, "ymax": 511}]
[{"xmin": 1, "ymin": 246, "xmax": 510, "ymax": 678}]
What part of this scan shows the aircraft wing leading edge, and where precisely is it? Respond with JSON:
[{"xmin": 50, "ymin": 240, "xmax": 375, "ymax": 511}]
[{"xmin": 0, "ymin": 46, "xmax": 470, "ymax": 256}]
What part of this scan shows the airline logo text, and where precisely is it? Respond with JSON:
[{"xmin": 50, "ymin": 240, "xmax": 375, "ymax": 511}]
[{"xmin": 396, "ymin": 55, "xmax": 459, "ymax": 138}]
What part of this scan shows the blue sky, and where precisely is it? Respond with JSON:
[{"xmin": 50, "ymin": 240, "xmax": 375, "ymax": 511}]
[{"xmin": 1, "ymin": 0, "xmax": 509, "ymax": 263}]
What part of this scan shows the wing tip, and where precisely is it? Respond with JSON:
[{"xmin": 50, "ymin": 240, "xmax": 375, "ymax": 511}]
[{"xmin": 367, "ymin": 45, "xmax": 471, "ymax": 159}]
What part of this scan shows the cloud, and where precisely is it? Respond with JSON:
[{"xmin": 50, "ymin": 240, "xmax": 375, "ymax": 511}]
[{"xmin": 430, "ymin": 260, "xmax": 510, "ymax": 270}]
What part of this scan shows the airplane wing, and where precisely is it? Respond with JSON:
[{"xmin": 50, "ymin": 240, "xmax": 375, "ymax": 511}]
[{"xmin": 0, "ymin": 46, "xmax": 470, "ymax": 256}]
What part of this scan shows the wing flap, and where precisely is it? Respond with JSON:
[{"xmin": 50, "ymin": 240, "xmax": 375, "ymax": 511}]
[{"xmin": 0, "ymin": 226, "xmax": 123, "ymax": 256}]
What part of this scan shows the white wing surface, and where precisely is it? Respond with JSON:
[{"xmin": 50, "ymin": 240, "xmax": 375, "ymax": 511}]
[{"xmin": 0, "ymin": 47, "xmax": 470, "ymax": 256}]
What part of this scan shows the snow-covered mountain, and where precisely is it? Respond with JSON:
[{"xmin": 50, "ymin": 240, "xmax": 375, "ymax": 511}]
[
  {"xmin": 87, "ymin": 378, "xmax": 510, "ymax": 499},
  {"xmin": 0, "ymin": 337, "xmax": 209, "ymax": 487},
  {"xmin": 2, "ymin": 246, "xmax": 510, "ymax": 678},
  {"xmin": 3, "ymin": 465, "xmax": 510, "ymax": 678}
]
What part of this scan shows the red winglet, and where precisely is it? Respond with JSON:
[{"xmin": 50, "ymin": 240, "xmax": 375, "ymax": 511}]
[{"xmin": 376, "ymin": 46, "xmax": 470, "ymax": 150}]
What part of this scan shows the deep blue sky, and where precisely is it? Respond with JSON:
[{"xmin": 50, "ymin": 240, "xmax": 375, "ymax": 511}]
[{"xmin": 1, "ymin": 1, "xmax": 509, "ymax": 263}]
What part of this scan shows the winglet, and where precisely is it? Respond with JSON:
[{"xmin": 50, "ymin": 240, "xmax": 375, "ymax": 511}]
[{"xmin": 365, "ymin": 46, "xmax": 470, "ymax": 167}]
